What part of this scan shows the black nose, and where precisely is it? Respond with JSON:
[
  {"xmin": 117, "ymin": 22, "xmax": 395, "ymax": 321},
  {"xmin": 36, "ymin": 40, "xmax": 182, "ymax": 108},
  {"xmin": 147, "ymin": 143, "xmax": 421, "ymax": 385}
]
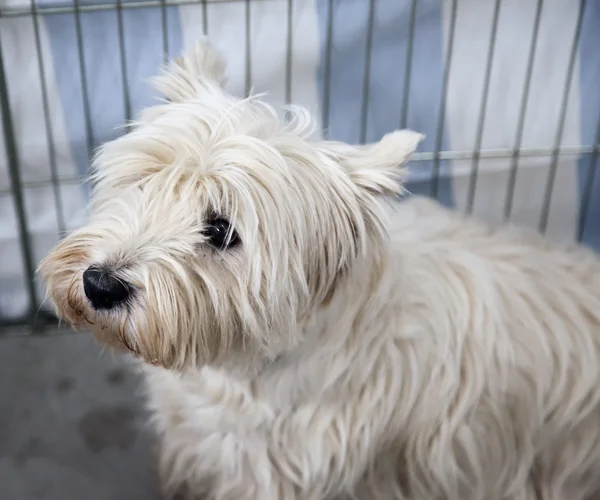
[{"xmin": 83, "ymin": 268, "xmax": 130, "ymax": 310}]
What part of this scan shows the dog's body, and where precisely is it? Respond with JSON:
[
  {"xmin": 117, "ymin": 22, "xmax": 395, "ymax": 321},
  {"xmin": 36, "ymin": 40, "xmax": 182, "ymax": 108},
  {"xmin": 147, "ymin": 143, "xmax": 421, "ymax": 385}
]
[
  {"xmin": 145, "ymin": 196, "xmax": 600, "ymax": 500},
  {"xmin": 40, "ymin": 41, "xmax": 600, "ymax": 500}
]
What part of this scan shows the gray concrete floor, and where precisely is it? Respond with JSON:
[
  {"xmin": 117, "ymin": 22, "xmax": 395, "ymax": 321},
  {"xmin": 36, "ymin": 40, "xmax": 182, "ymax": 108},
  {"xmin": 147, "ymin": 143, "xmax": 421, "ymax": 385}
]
[{"xmin": 0, "ymin": 331, "xmax": 160, "ymax": 500}]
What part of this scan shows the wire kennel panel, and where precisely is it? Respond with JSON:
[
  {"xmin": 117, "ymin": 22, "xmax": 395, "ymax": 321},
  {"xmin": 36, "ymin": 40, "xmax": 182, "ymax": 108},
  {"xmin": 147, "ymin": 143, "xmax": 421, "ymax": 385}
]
[{"xmin": 0, "ymin": 0, "xmax": 598, "ymax": 333}]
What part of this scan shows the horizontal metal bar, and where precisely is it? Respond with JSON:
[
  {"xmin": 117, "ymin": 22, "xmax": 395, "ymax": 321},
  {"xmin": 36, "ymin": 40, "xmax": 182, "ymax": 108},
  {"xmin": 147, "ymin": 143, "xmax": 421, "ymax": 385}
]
[
  {"xmin": 0, "ymin": 144, "xmax": 598, "ymax": 197},
  {"xmin": 0, "ymin": 176, "xmax": 90, "ymax": 195},
  {"xmin": 0, "ymin": 0, "xmax": 248, "ymax": 17},
  {"xmin": 0, "ymin": 321, "xmax": 76, "ymax": 337},
  {"xmin": 0, "ymin": 309, "xmax": 59, "ymax": 333},
  {"xmin": 412, "ymin": 145, "xmax": 599, "ymax": 162}
]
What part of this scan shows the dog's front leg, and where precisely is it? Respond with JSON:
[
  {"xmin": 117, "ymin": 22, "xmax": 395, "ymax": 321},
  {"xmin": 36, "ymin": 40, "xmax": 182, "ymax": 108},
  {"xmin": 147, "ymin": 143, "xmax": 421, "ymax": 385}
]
[
  {"xmin": 149, "ymin": 367, "xmax": 280, "ymax": 500},
  {"xmin": 260, "ymin": 400, "xmax": 390, "ymax": 500},
  {"xmin": 152, "ymin": 367, "xmax": 391, "ymax": 500},
  {"xmin": 190, "ymin": 400, "xmax": 386, "ymax": 500},
  {"xmin": 196, "ymin": 401, "xmax": 382, "ymax": 500}
]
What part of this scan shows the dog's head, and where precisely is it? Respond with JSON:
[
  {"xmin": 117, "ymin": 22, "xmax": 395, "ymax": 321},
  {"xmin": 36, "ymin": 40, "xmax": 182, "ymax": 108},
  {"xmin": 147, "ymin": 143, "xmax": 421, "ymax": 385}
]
[{"xmin": 39, "ymin": 40, "xmax": 422, "ymax": 371}]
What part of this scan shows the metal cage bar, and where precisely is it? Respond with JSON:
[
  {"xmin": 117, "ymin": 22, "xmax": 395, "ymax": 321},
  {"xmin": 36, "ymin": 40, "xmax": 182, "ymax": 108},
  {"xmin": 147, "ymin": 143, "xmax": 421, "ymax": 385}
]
[
  {"xmin": 578, "ymin": 109, "xmax": 600, "ymax": 241},
  {"xmin": 285, "ymin": 0, "xmax": 293, "ymax": 105},
  {"xmin": 0, "ymin": 0, "xmax": 246, "ymax": 17},
  {"xmin": 0, "ymin": 35, "xmax": 40, "ymax": 325},
  {"xmin": 116, "ymin": 0, "xmax": 132, "ymax": 126},
  {"xmin": 359, "ymin": 0, "xmax": 375, "ymax": 145},
  {"xmin": 430, "ymin": 0, "xmax": 457, "ymax": 200},
  {"xmin": 202, "ymin": 0, "xmax": 208, "ymax": 35},
  {"xmin": 399, "ymin": 0, "xmax": 417, "ymax": 130},
  {"xmin": 245, "ymin": 0, "xmax": 252, "ymax": 96},
  {"xmin": 161, "ymin": 0, "xmax": 169, "ymax": 61},
  {"xmin": 465, "ymin": 0, "xmax": 501, "ymax": 214},
  {"xmin": 31, "ymin": 0, "xmax": 67, "ymax": 235},
  {"xmin": 503, "ymin": 0, "xmax": 544, "ymax": 221},
  {"xmin": 73, "ymin": 0, "xmax": 95, "ymax": 154},
  {"xmin": 321, "ymin": 0, "xmax": 334, "ymax": 139},
  {"xmin": 539, "ymin": 0, "xmax": 587, "ymax": 233}
]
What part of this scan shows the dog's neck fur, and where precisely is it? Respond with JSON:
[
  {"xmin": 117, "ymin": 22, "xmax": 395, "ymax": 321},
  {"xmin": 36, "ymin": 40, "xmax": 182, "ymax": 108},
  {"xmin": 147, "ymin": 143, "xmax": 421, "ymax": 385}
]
[{"xmin": 210, "ymin": 209, "xmax": 396, "ymax": 393}]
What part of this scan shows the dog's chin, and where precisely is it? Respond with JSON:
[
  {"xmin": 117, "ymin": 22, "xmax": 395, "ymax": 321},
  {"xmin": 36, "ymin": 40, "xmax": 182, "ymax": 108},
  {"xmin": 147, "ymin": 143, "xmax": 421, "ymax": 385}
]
[
  {"xmin": 50, "ymin": 283, "xmax": 150, "ymax": 363},
  {"xmin": 85, "ymin": 310, "xmax": 177, "ymax": 368},
  {"xmin": 86, "ymin": 320, "xmax": 138, "ymax": 355}
]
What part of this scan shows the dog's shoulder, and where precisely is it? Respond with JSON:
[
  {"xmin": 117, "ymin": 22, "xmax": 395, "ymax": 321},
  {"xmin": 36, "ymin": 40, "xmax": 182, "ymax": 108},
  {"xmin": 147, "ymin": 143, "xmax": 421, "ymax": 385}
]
[
  {"xmin": 386, "ymin": 195, "xmax": 475, "ymax": 246},
  {"xmin": 386, "ymin": 195, "xmax": 600, "ymax": 282}
]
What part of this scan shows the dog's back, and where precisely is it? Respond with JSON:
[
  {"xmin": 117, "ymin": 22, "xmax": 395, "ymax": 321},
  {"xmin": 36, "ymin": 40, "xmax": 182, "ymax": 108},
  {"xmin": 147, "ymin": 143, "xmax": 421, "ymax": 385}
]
[{"xmin": 379, "ymin": 196, "xmax": 600, "ymax": 499}]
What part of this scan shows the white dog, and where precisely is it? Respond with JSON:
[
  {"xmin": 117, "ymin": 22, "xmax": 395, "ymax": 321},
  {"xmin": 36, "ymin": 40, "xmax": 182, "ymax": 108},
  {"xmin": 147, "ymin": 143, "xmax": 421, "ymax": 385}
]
[{"xmin": 40, "ymin": 40, "xmax": 600, "ymax": 500}]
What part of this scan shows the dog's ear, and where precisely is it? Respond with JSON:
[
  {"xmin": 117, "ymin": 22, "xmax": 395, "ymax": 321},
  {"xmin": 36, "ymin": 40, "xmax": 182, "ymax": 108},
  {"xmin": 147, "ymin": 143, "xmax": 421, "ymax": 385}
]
[
  {"xmin": 319, "ymin": 130, "xmax": 424, "ymax": 197},
  {"xmin": 153, "ymin": 39, "xmax": 227, "ymax": 102}
]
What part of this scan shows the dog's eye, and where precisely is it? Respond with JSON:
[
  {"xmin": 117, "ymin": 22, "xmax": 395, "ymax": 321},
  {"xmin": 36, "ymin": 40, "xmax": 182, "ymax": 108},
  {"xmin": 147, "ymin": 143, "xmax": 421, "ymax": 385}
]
[{"xmin": 202, "ymin": 218, "xmax": 240, "ymax": 249}]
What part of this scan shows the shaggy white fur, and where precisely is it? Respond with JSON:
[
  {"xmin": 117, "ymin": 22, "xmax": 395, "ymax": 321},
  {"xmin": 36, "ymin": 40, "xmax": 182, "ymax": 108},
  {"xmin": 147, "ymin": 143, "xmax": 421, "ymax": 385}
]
[{"xmin": 40, "ymin": 40, "xmax": 600, "ymax": 500}]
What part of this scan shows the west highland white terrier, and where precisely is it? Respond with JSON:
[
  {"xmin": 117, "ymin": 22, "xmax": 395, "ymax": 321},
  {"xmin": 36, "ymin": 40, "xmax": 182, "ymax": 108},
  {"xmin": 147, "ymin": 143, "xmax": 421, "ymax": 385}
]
[{"xmin": 40, "ymin": 40, "xmax": 600, "ymax": 500}]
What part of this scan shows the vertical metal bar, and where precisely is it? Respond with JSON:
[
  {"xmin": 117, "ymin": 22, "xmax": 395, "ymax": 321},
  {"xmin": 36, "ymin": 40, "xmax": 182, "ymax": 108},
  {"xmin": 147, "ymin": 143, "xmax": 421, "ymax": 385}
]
[
  {"xmin": 160, "ymin": 0, "xmax": 169, "ymax": 62},
  {"xmin": 285, "ymin": 0, "xmax": 294, "ymax": 105},
  {"xmin": 539, "ymin": 0, "xmax": 586, "ymax": 233},
  {"xmin": 0, "ymin": 35, "xmax": 39, "ymax": 319},
  {"xmin": 465, "ymin": 0, "xmax": 501, "ymax": 214},
  {"xmin": 400, "ymin": 0, "xmax": 417, "ymax": 129},
  {"xmin": 202, "ymin": 0, "xmax": 208, "ymax": 34},
  {"xmin": 578, "ymin": 118, "xmax": 600, "ymax": 242},
  {"xmin": 116, "ymin": 0, "xmax": 132, "ymax": 126},
  {"xmin": 430, "ymin": 0, "xmax": 457, "ymax": 199},
  {"xmin": 359, "ymin": 0, "xmax": 376, "ymax": 144},
  {"xmin": 322, "ymin": 0, "xmax": 334, "ymax": 139},
  {"xmin": 31, "ymin": 0, "xmax": 67, "ymax": 235},
  {"xmin": 244, "ymin": 0, "xmax": 252, "ymax": 96},
  {"xmin": 503, "ymin": 0, "xmax": 543, "ymax": 221},
  {"xmin": 73, "ymin": 0, "xmax": 95, "ymax": 155}
]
